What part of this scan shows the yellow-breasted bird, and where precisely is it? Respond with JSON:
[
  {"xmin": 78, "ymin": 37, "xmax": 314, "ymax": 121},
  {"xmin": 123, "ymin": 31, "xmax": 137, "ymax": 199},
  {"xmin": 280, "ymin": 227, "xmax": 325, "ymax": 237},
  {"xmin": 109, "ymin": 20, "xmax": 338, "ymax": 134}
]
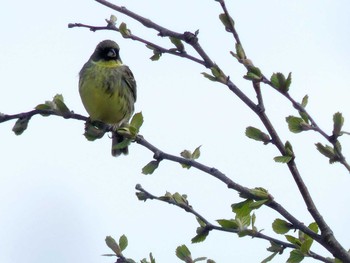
[{"xmin": 79, "ymin": 40, "xmax": 137, "ymax": 156}]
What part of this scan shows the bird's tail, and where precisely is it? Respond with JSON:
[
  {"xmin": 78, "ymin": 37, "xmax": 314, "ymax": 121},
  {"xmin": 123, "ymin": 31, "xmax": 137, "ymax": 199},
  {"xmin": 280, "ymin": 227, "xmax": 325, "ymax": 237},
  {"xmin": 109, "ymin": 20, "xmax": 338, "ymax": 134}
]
[{"xmin": 111, "ymin": 131, "xmax": 128, "ymax": 157}]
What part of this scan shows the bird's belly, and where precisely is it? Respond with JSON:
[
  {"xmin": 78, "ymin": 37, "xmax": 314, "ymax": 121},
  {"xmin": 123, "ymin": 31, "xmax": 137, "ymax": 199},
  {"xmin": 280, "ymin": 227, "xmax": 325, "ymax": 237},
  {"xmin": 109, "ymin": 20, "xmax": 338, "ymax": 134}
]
[{"xmin": 80, "ymin": 85, "xmax": 132, "ymax": 125}]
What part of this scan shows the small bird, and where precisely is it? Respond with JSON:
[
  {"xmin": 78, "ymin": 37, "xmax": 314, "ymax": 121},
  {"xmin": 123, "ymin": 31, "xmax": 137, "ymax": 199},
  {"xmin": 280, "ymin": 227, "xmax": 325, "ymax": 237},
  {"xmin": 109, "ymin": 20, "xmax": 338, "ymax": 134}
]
[{"xmin": 79, "ymin": 40, "xmax": 137, "ymax": 156}]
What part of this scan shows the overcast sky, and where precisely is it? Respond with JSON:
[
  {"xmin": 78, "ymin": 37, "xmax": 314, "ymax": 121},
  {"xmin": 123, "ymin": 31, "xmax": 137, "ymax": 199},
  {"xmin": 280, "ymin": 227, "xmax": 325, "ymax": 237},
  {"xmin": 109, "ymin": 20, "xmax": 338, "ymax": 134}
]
[{"xmin": 1, "ymin": 1, "xmax": 350, "ymax": 262}]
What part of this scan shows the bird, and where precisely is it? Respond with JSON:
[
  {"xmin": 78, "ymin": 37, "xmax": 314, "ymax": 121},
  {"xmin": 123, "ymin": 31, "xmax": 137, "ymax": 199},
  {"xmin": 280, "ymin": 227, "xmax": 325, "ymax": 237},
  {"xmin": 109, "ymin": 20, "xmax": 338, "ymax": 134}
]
[{"xmin": 79, "ymin": 40, "xmax": 137, "ymax": 156}]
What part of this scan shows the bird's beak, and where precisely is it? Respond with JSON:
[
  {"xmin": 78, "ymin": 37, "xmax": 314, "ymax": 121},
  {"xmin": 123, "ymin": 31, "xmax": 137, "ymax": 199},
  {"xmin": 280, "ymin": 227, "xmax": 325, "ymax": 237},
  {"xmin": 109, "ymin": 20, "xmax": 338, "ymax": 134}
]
[{"xmin": 107, "ymin": 49, "xmax": 117, "ymax": 58}]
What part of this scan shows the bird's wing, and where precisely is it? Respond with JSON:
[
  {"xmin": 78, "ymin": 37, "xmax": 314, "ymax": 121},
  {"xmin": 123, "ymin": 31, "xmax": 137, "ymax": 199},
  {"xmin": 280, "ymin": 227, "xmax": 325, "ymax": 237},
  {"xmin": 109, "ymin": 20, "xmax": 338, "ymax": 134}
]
[{"xmin": 122, "ymin": 66, "xmax": 137, "ymax": 102}]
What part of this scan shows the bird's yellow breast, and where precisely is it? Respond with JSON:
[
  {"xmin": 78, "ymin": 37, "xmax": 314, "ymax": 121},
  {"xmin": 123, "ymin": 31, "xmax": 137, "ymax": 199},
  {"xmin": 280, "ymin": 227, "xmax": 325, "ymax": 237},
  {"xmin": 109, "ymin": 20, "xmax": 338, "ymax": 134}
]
[{"xmin": 79, "ymin": 60, "xmax": 134, "ymax": 126}]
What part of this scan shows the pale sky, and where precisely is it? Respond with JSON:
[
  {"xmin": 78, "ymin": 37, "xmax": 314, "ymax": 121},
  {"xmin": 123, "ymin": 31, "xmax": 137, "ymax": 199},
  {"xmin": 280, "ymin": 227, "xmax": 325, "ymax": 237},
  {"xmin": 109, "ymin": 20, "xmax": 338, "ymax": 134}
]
[{"xmin": 1, "ymin": 1, "xmax": 350, "ymax": 262}]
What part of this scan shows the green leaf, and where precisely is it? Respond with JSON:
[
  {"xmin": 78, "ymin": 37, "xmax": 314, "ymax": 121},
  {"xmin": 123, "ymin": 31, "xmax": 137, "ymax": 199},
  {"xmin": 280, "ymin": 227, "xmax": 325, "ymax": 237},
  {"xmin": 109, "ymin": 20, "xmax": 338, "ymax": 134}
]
[
  {"xmin": 193, "ymin": 257, "xmax": 207, "ymax": 262},
  {"xmin": 108, "ymin": 14, "xmax": 117, "ymax": 25},
  {"xmin": 219, "ymin": 13, "xmax": 235, "ymax": 32},
  {"xmin": 301, "ymin": 95, "xmax": 309, "ymax": 108},
  {"xmin": 216, "ymin": 219, "xmax": 239, "ymax": 230},
  {"xmin": 286, "ymin": 116, "xmax": 309, "ymax": 133},
  {"xmin": 12, "ymin": 117, "xmax": 29, "ymax": 135},
  {"xmin": 130, "ymin": 112, "xmax": 143, "ymax": 134},
  {"xmin": 53, "ymin": 94, "xmax": 70, "ymax": 116},
  {"xmin": 192, "ymin": 145, "xmax": 201, "ymax": 159},
  {"xmin": 333, "ymin": 112, "xmax": 344, "ymax": 137},
  {"xmin": 249, "ymin": 187, "xmax": 270, "ymax": 200},
  {"xmin": 35, "ymin": 103, "xmax": 53, "ymax": 116},
  {"xmin": 232, "ymin": 199, "xmax": 254, "ymax": 218},
  {"xmin": 315, "ymin": 143, "xmax": 336, "ymax": 159},
  {"xmin": 235, "ymin": 43, "xmax": 246, "ymax": 59},
  {"xmin": 272, "ymin": 219, "xmax": 293, "ymax": 234},
  {"xmin": 150, "ymin": 52, "xmax": 161, "ymax": 61},
  {"xmin": 249, "ymin": 199, "xmax": 268, "ymax": 209},
  {"xmin": 287, "ymin": 249, "xmax": 304, "ymax": 263},
  {"xmin": 170, "ymin": 37, "xmax": 185, "ymax": 52},
  {"xmin": 191, "ymin": 227, "xmax": 209, "ymax": 243},
  {"xmin": 273, "ymin": 156, "xmax": 293, "ymax": 163},
  {"xmin": 173, "ymin": 192, "xmax": 189, "ymax": 206},
  {"xmin": 119, "ymin": 235, "xmax": 128, "ymax": 252},
  {"xmin": 244, "ymin": 66, "xmax": 262, "ymax": 81},
  {"xmin": 308, "ymin": 222, "xmax": 319, "ymax": 234},
  {"xmin": 105, "ymin": 236, "xmax": 121, "ymax": 255},
  {"xmin": 261, "ymin": 252, "xmax": 278, "ymax": 263},
  {"xmin": 142, "ymin": 160, "xmax": 159, "ymax": 175},
  {"xmin": 210, "ymin": 65, "xmax": 226, "ymax": 82},
  {"xmin": 84, "ymin": 123, "xmax": 106, "ymax": 141},
  {"xmin": 180, "ymin": 149, "xmax": 192, "ymax": 159},
  {"xmin": 285, "ymin": 72, "xmax": 292, "ymax": 91},
  {"xmin": 245, "ymin": 126, "xmax": 270, "ymax": 143},
  {"xmin": 285, "ymin": 141, "xmax": 294, "ymax": 157},
  {"xmin": 300, "ymin": 238, "xmax": 313, "ymax": 254},
  {"xmin": 176, "ymin": 245, "xmax": 192, "ymax": 262},
  {"xmin": 267, "ymin": 241, "xmax": 285, "ymax": 253},
  {"xmin": 119, "ymin": 22, "xmax": 131, "ymax": 38},
  {"xmin": 285, "ymin": 235, "xmax": 301, "ymax": 247},
  {"xmin": 196, "ymin": 217, "xmax": 206, "ymax": 228},
  {"xmin": 270, "ymin": 72, "xmax": 291, "ymax": 93},
  {"xmin": 201, "ymin": 72, "xmax": 217, "ymax": 82}
]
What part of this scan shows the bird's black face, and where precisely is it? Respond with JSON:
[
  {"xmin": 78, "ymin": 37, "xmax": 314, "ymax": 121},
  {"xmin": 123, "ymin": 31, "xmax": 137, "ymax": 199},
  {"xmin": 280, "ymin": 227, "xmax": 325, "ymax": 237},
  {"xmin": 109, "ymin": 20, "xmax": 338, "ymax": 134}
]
[
  {"xmin": 91, "ymin": 40, "xmax": 122, "ymax": 62},
  {"xmin": 99, "ymin": 46, "xmax": 120, "ymax": 61}
]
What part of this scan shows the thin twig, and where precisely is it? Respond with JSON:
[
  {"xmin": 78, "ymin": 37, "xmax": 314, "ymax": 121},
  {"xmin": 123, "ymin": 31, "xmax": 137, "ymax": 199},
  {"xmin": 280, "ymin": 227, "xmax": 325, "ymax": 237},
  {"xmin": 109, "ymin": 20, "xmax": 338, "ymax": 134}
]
[{"xmin": 135, "ymin": 184, "xmax": 332, "ymax": 263}]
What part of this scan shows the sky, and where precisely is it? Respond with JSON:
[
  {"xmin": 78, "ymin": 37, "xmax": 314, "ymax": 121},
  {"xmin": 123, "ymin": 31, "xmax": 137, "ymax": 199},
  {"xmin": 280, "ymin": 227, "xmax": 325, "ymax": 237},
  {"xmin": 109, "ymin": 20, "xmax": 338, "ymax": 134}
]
[{"xmin": 1, "ymin": 0, "xmax": 350, "ymax": 262}]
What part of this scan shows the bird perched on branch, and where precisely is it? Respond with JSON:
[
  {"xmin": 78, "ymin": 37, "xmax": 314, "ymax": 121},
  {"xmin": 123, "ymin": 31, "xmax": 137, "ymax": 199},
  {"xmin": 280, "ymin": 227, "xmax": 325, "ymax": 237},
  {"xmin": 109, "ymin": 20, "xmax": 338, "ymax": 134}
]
[{"xmin": 79, "ymin": 39, "xmax": 137, "ymax": 156}]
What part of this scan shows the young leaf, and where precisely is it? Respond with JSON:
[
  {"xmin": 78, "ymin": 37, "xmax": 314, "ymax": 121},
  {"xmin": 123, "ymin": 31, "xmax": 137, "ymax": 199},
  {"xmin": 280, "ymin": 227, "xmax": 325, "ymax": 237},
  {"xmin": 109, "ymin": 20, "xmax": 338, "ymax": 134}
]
[
  {"xmin": 12, "ymin": 117, "xmax": 29, "ymax": 135},
  {"xmin": 244, "ymin": 66, "xmax": 262, "ymax": 81},
  {"xmin": 267, "ymin": 241, "xmax": 284, "ymax": 253},
  {"xmin": 272, "ymin": 219, "xmax": 293, "ymax": 234},
  {"xmin": 232, "ymin": 199, "xmax": 254, "ymax": 218},
  {"xmin": 176, "ymin": 245, "xmax": 192, "ymax": 262},
  {"xmin": 308, "ymin": 222, "xmax": 319, "ymax": 234},
  {"xmin": 150, "ymin": 52, "xmax": 161, "ymax": 61},
  {"xmin": 249, "ymin": 187, "xmax": 270, "ymax": 200},
  {"xmin": 285, "ymin": 235, "xmax": 302, "ymax": 247},
  {"xmin": 333, "ymin": 112, "xmax": 344, "ymax": 137},
  {"xmin": 261, "ymin": 252, "xmax": 278, "ymax": 263},
  {"xmin": 191, "ymin": 227, "xmax": 209, "ymax": 243},
  {"xmin": 119, "ymin": 235, "xmax": 128, "ymax": 252},
  {"xmin": 107, "ymin": 14, "xmax": 117, "ymax": 26},
  {"xmin": 245, "ymin": 126, "xmax": 271, "ymax": 144},
  {"xmin": 170, "ymin": 37, "xmax": 185, "ymax": 52},
  {"xmin": 285, "ymin": 72, "xmax": 292, "ymax": 91},
  {"xmin": 235, "ymin": 43, "xmax": 246, "ymax": 59},
  {"xmin": 53, "ymin": 94, "xmax": 70, "ymax": 116},
  {"xmin": 315, "ymin": 143, "xmax": 336, "ymax": 159},
  {"xmin": 287, "ymin": 249, "xmax": 304, "ymax": 263},
  {"xmin": 105, "ymin": 236, "xmax": 121, "ymax": 255},
  {"xmin": 84, "ymin": 123, "xmax": 106, "ymax": 141},
  {"xmin": 35, "ymin": 103, "xmax": 53, "ymax": 116},
  {"xmin": 192, "ymin": 145, "xmax": 201, "ymax": 159},
  {"xmin": 142, "ymin": 160, "xmax": 159, "ymax": 175},
  {"xmin": 216, "ymin": 219, "xmax": 239, "ymax": 230},
  {"xmin": 286, "ymin": 116, "xmax": 308, "ymax": 133},
  {"xmin": 301, "ymin": 95, "xmax": 309, "ymax": 108},
  {"xmin": 273, "ymin": 156, "xmax": 293, "ymax": 163},
  {"xmin": 130, "ymin": 112, "xmax": 143, "ymax": 133},
  {"xmin": 201, "ymin": 72, "xmax": 217, "ymax": 81},
  {"xmin": 119, "ymin": 22, "xmax": 131, "ymax": 38},
  {"xmin": 219, "ymin": 13, "xmax": 234, "ymax": 32},
  {"xmin": 210, "ymin": 65, "xmax": 226, "ymax": 82},
  {"xmin": 270, "ymin": 72, "xmax": 291, "ymax": 93}
]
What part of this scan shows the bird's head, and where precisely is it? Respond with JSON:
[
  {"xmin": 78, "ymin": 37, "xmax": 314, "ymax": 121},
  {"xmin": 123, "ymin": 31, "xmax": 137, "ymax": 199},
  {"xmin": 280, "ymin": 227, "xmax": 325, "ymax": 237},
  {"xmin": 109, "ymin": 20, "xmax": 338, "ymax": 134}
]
[{"xmin": 90, "ymin": 40, "xmax": 122, "ymax": 62}]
